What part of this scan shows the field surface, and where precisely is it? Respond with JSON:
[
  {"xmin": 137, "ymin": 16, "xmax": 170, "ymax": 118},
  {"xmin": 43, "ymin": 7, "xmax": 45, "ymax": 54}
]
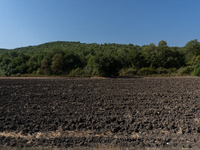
[{"xmin": 1, "ymin": 77, "xmax": 200, "ymax": 149}]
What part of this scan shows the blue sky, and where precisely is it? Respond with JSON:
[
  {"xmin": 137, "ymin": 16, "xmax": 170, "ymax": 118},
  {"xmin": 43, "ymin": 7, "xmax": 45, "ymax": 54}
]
[{"xmin": 0, "ymin": 0, "xmax": 200, "ymax": 49}]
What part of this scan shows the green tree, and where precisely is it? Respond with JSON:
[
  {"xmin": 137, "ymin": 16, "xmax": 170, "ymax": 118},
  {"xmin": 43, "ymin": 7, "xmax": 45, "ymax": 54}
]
[
  {"xmin": 184, "ymin": 39, "xmax": 200, "ymax": 56},
  {"xmin": 51, "ymin": 53, "xmax": 64, "ymax": 74},
  {"xmin": 187, "ymin": 55, "xmax": 200, "ymax": 66},
  {"xmin": 117, "ymin": 48, "xmax": 129, "ymax": 68},
  {"xmin": 63, "ymin": 52, "xmax": 85, "ymax": 73},
  {"xmin": 93, "ymin": 53, "xmax": 122, "ymax": 77},
  {"xmin": 158, "ymin": 40, "xmax": 167, "ymax": 47},
  {"xmin": 86, "ymin": 56, "xmax": 96, "ymax": 75},
  {"xmin": 10, "ymin": 53, "xmax": 29, "ymax": 74},
  {"xmin": 155, "ymin": 46, "xmax": 183, "ymax": 68},
  {"xmin": 27, "ymin": 55, "xmax": 43, "ymax": 73},
  {"xmin": 127, "ymin": 49, "xmax": 146, "ymax": 69},
  {"xmin": 192, "ymin": 63, "xmax": 200, "ymax": 76},
  {"xmin": 41, "ymin": 58, "xmax": 51, "ymax": 74},
  {"xmin": 142, "ymin": 43, "xmax": 156, "ymax": 67}
]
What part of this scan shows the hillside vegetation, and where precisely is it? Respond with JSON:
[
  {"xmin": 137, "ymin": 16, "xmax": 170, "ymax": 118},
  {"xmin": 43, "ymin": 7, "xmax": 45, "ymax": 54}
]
[{"xmin": 0, "ymin": 40, "xmax": 200, "ymax": 77}]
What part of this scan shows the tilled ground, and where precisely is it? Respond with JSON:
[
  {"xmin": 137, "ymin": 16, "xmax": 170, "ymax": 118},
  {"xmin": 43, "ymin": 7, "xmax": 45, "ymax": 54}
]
[{"xmin": 1, "ymin": 77, "xmax": 200, "ymax": 149}]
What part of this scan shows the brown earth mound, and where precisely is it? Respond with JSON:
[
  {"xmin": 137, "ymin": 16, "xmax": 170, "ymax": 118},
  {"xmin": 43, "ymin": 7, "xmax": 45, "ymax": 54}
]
[{"xmin": 1, "ymin": 77, "xmax": 200, "ymax": 149}]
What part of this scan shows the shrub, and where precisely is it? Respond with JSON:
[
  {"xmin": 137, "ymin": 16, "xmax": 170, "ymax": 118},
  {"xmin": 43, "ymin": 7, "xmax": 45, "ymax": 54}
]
[
  {"xmin": 0, "ymin": 68, "xmax": 6, "ymax": 76},
  {"xmin": 166, "ymin": 68, "xmax": 177, "ymax": 74},
  {"xmin": 16, "ymin": 73, "xmax": 21, "ymax": 77},
  {"xmin": 156, "ymin": 67, "xmax": 168, "ymax": 74},
  {"xmin": 192, "ymin": 63, "xmax": 200, "ymax": 76},
  {"xmin": 119, "ymin": 68, "xmax": 137, "ymax": 76},
  {"xmin": 36, "ymin": 68, "xmax": 42, "ymax": 75},
  {"xmin": 69, "ymin": 67, "xmax": 84, "ymax": 77},
  {"xmin": 138, "ymin": 68, "xmax": 156, "ymax": 76},
  {"xmin": 177, "ymin": 66, "xmax": 194, "ymax": 75}
]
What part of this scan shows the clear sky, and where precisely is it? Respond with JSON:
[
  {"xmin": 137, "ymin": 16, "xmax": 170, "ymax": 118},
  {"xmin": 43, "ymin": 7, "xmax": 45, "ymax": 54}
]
[{"xmin": 0, "ymin": 0, "xmax": 200, "ymax": 49}]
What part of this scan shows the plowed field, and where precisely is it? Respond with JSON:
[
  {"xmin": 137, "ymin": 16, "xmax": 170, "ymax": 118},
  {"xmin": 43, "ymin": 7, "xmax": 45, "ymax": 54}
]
[{"xmin": 1, "ymin": 77, "xmax": 200, "ymax": 149}]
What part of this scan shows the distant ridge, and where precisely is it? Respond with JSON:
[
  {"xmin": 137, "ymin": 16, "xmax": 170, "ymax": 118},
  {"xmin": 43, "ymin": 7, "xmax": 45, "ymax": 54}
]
[
  {"xmin": 0, "ymin": 41, "xmax": 82, "ymax": 52},
  {"xmin": 0, "ymin": 48, "xmax": 9, "ymax": 53},
  {"xmin": 0, "ymin": 41, "xmax": 85, "ymax": 54}
]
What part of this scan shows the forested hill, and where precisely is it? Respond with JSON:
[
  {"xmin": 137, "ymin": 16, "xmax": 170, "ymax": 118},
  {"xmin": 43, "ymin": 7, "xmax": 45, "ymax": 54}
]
[
  {"xmin": 0, "ymin": 40, "xmax": 200, "ymax": 77},
  {"xmin": 11, "ymin": 41, "xmax": 83, "ymax": 54},
  {"xmin": 0, "ymin": 48, "xmax": 9, "ymax": 53}
]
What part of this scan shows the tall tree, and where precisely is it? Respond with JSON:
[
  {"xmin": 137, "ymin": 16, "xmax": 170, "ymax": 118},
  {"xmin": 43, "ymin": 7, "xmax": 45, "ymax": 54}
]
[
  {"xmin": 51, "ymin": 53, "xmax": 64, "ymax": 74},
  {"xmin": 158, "ymin": 40, "xmax": 167, "ymax": 47}
]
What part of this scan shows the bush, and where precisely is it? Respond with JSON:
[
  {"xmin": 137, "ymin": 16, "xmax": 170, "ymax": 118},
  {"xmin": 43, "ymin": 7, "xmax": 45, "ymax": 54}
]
[
  {"xmin": 156, "ymin": 67, "xmax": 168, "ymax": 74},
  {"xmin": 165, "ymin": 68, "xmax": 177, "ymax": 74},
  {"xmin": 36, "ymin": 68, "xmax": 42, "ymax": 75},
  {"xmin": 69, "ymin": 67, "xmax": 84, "ymax": 77},
  {"xmin": 192, "ymin": 63, "xmax": 200, "ymax": 76},
  {"xmin": 16, "ymin": 73, "xmax": 21, "ymax": 77},
  {"xmin": 0, "ymin": 68, "xmax": 6, "ymax": 76},
  {"xmin": 177, "ymin": 66, "xmax": 194, "ymax": 75},
  {"xmin": 138, "ymin": 68, "xmax": 156, "ymax": 76},
  {"xmin": 119, "ymin": 68, "xmax": 137, "ymax": 76}
]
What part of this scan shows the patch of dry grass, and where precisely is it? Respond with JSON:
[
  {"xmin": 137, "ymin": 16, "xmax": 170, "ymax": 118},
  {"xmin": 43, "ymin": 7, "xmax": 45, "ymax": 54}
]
[{"xmin": 0, "ymin": 129, "xmax": 109, "ymax": 141}]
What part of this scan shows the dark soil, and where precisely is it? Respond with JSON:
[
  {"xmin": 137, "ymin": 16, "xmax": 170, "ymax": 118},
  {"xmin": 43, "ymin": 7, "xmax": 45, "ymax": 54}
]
[{"xmin": 1, "ymin": 77, "xmax": 200, "ymax": 149}]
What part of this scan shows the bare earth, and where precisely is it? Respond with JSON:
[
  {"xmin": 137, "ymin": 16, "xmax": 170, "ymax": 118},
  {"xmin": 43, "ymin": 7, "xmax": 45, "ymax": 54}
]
[{"xmin": 0, "ymin": 76, "xmax": 200, "ymax": 149}]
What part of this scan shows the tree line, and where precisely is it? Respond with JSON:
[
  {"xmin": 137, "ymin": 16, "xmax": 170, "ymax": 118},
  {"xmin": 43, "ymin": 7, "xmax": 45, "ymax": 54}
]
[{"xmin": 0, "ymin": 39, "xmax": 200, "ymax": 77}]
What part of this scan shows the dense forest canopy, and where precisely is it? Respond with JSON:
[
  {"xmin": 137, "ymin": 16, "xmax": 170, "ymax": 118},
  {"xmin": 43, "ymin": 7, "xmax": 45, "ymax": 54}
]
[{"xmin": 0, "ymin": 40, "xmax": 200, "ymax": 77}]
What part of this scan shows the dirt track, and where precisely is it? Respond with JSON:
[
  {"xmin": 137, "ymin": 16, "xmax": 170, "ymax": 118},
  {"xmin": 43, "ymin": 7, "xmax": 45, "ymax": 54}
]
[{"xmin": 1, "ymin": 77, "xmax": 200, "ymax": 149}]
